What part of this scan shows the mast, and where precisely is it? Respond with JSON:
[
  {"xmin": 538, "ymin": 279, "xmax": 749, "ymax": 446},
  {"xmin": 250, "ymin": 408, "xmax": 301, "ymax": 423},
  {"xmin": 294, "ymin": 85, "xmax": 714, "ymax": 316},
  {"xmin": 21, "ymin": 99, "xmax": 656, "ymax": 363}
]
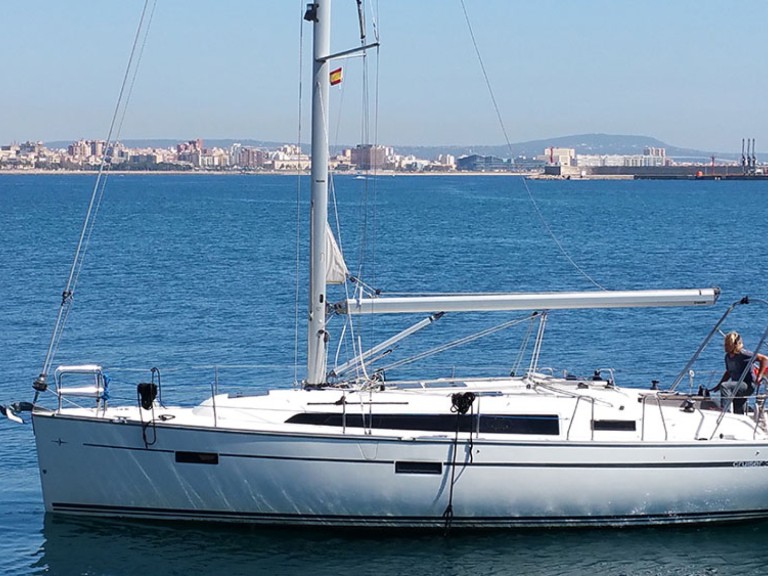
[{"xmin": 305, "ymin": 0, "xmax": 331, "ymax": 385}]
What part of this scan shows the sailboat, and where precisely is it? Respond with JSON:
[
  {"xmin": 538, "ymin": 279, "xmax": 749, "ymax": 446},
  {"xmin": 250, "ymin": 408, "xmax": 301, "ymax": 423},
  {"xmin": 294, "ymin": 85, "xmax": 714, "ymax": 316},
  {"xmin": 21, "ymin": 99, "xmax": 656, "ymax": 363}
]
[{"xmin": 6, "ymin": 1, "xmax": 768, "ymax": 529}]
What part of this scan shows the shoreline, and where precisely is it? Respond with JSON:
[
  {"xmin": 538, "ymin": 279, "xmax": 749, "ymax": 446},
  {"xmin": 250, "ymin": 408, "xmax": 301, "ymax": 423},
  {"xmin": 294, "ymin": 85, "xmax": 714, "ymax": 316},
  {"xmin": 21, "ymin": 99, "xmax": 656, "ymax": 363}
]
[
  {"xmin": 0, "ymin": 168, "xmax": 539, "ymax": 177},
  {"xmin": 0, "ymin": 170, "xmax": 648, "ymax": 180},
  {"xmin": 7, "ymin": 170, "xmax": 733, "ymax": 181}
]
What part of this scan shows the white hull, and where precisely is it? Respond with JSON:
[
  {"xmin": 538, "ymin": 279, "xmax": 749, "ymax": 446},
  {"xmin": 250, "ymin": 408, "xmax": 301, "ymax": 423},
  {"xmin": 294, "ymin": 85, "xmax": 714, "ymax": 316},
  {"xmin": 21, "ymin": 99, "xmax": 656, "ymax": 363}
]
[{"xmin": 32, "ymin": 380, "xmax": 768, "ymax": 528}]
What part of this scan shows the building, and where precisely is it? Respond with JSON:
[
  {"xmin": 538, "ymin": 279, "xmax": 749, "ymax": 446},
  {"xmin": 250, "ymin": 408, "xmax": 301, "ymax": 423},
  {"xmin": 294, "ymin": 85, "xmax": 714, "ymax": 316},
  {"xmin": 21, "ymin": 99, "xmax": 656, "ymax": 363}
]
[
  {"xmin": 537, "ymin": 147, "xmax": 575, "ymax": 166},
  {"xmin": 236, "ymin": 147, "xmax": 268, "ymax": 169},
  {"xmin": 576, "ymin": 148, "xmax": 667, "ymax": 168},
  {"xmin": 350, "ymin": 144, "xmax": 390, "ymax": 170},
  {"xmin": 455, "ymin": 154, "xmax": 509, "ymax": 172},
  {"xmin": 272, "ymin": 144, "xmax": 310, "ymax": 170}
]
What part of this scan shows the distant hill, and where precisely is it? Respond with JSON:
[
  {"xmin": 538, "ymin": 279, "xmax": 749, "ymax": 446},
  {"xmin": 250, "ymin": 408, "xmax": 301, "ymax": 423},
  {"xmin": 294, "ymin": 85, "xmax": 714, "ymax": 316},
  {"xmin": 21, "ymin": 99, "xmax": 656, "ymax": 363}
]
[
  {"xmin": 43, "ymin": 134, "xmax": 758, "ymax": 163},
  {"xmin": 394, "ymin": 134, "xmax": 749, "ymax": 163}
]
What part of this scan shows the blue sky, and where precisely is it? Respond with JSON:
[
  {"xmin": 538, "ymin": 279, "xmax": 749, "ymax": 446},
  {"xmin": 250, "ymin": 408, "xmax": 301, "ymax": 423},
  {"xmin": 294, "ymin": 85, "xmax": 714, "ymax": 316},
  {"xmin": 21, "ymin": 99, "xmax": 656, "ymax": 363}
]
[{"xmin": 1, "ymin": 0, "xmax": 766, "ymax": 153}]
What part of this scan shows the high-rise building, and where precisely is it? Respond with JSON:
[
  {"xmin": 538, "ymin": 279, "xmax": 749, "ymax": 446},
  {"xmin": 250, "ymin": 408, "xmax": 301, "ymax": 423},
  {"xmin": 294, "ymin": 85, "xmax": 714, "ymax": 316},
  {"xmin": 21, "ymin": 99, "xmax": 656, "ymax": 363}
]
[{"xmin": 350, "ymin": 144, "xmax": 390, "ymax": 169}]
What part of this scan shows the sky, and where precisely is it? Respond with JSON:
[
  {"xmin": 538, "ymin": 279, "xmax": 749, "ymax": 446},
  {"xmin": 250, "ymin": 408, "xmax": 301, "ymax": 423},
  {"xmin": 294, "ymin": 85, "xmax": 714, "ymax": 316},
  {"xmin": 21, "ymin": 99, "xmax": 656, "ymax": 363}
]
[{"xmin": 1, "ymin": 0, "xmax": 766, "ymax": 153}]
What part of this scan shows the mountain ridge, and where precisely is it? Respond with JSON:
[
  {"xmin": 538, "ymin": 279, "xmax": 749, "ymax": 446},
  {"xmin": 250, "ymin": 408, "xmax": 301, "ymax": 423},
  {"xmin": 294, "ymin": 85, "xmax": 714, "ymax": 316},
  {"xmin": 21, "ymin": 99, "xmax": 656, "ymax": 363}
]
[{"xmin": 394, "ymin": 134, "xmax": 747, "ymax": 162}]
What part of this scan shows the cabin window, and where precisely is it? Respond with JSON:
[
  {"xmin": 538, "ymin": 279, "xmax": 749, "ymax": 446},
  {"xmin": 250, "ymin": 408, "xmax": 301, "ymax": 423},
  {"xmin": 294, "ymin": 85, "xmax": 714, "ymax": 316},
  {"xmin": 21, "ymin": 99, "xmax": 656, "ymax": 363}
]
[
  {"xmin": 175, "ymin": 451, "xmax": 219, "ymax": 465},
  {"xmin": 395, "ymin": 461, "xmax": 442, "ymax": 475},
  {"xmin": 592, "ymin": 420, "xmax": 637, "ymax": 432},
  {"xmin": 285, "ymin": 413, "xmax": 560, "ymax": 435}
]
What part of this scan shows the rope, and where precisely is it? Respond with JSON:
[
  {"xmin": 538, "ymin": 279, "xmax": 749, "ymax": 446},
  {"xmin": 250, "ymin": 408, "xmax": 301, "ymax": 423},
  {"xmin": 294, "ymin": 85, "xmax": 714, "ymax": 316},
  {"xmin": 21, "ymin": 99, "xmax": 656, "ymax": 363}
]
[
  {"xmin": 458, "ymin": 0, "xmax": 606, "ymax": 291},
  {"xmin": 443, "ymin": 391, "xmax": 476, "ymax": 535},
  {"xmin": 137, "ymin": 378, "xmax": 159, "ymax": 447},
  {"xmin": 151, "ymin": 366, "xmax": 163, "ymax": 407}
]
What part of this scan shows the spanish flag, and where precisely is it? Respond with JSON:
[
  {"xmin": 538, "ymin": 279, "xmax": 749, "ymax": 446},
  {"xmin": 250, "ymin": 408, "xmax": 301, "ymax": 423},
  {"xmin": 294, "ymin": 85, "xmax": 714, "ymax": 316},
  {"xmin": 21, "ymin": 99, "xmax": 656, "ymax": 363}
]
[{"xmin": 329, "ymin": 67, "xmax": 343, "ymax": 86}]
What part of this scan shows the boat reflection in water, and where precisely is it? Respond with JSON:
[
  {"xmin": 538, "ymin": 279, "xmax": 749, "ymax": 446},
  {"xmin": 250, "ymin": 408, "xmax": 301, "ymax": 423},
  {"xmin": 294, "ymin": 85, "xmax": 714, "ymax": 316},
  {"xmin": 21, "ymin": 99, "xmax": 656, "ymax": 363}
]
[{"xmin": 30, "ymin": 515, "xmax": 768, "ymax": 576}]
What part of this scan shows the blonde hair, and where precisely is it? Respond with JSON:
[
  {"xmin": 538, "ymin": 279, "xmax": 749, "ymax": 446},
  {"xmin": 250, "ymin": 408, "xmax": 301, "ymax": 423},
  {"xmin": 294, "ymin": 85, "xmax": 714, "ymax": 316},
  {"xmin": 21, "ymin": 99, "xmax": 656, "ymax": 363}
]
[{"xmin": 724, "ymin": 331, "xmax": 743, "ymax": 354}]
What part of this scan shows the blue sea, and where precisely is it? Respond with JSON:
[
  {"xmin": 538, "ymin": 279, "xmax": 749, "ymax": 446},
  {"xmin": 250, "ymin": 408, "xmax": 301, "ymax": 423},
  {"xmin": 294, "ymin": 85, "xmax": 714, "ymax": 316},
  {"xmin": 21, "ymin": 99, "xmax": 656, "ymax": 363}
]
[{"xmin": 1, "ymin": 173, "xmax": 768, "ymax": 575}]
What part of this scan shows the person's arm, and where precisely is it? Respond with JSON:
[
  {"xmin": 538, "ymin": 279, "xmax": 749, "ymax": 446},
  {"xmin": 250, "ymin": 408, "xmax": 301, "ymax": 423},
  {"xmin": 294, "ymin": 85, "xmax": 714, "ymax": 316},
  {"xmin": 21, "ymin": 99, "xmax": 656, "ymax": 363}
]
[
  {"xmin": 755, "ymin": 353, "xmax": 768, "ymax": 382},
  {"xmin": 712, "ymin": 369, "xmax": 729, "ymax": 392}
]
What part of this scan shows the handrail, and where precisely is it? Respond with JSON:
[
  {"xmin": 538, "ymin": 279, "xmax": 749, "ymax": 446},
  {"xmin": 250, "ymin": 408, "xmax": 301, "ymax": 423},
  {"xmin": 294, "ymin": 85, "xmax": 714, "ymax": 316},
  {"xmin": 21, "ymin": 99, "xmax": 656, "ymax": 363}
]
[
  {"xmin": 723, "ymin": 318, "xmax": 768, "ymax": 413},
  {"xmin": 54, "ymin": 365, "xmax": 107, "ymax": 412},
  {"xmin": 692, "ymin": 401, "xmax": 709, "ymax": 440},
  {"xmin": 565, "ymin": 395, "xmax": 596, "ymax": 441},
  {"xmin": 655, "ymin": 390, "xmax": 768, "ymax": 440},
  {"xmin": 670, "ymin": 296, "xmax": 768, "ymax": 394},
  {"xmin": 656, "ymin": 391, "xmax": 725, "ymax": 439},
  {"xmin": 669, "ymin": 298, "xmax": 745, "ymax": 392},
  {"xmin": 752, "ymin": 397, "xmax": 766, "ymax": 439},
  {"xmin": 640, "ymin": 394, "xmax": 669, "ymax": 441},
  {"xmin": 710, "ymin": 391, "xmax": 768, "ymax": 440}
]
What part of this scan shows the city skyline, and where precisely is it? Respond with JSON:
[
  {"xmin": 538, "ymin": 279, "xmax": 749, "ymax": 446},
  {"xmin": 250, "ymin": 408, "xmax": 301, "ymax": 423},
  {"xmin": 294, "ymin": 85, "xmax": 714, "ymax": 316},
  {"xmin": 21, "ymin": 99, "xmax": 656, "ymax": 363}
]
[{"xmin": 2, "ymin": 1, "xmax": 766, "ymax": 152}]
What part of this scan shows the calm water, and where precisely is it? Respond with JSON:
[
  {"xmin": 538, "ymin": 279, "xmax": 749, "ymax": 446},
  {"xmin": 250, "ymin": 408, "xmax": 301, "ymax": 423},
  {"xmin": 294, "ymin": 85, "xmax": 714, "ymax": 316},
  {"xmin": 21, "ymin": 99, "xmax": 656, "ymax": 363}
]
[{"xmin": 1, "ymin": 173, "xmax": 768, "ymax": 575}]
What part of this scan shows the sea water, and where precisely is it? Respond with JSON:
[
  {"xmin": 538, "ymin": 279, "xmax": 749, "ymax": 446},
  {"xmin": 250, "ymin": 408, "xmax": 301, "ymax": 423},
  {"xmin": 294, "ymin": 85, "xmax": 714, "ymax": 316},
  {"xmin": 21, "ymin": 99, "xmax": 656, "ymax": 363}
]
[{"xmin": 1, "ymin": 173, "xmax": 767, "ymax": 575}]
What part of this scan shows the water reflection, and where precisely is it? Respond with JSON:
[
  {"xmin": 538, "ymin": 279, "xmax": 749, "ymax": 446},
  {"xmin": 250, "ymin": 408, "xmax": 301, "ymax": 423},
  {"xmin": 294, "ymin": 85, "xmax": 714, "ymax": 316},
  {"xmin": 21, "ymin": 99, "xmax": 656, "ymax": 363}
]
[{"xmin": 32, "ymin": 515, "xmax": 768, "ymax": 576}]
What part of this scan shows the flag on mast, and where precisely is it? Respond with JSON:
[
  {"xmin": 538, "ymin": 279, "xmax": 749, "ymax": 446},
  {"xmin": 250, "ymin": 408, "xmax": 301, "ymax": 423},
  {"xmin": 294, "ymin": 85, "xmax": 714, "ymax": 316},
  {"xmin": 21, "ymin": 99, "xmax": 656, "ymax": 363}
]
[{"xmin": 329, "ymin": 67, "xmax": 343, "ymax": 86}]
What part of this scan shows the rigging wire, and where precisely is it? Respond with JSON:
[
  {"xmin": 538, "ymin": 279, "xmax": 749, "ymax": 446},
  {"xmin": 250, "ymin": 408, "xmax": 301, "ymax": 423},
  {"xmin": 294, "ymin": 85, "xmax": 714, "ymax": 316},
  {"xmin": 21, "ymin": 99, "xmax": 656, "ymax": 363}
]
[
  {"xmin": 314, "ymin": 43, "xmax": 354, "ymax": 381},
  {"xmin": 51, "ymin": 1, "xmax": 158, "ymax": 372},
  {"xmin": 37, "ymin": 0, "xmax": 156, "ymax": 384},
  {"xmin": 67, "ymin": 0, "xmax": 158, "ymax": 310},
  {"xmin": 368, "ymin": 2, "xmax": 382, "ymax": 372},
  {"xmin": 326, "ymin": 20, "xmax": 355, "ymax": 376},
  {"xmin": 294, "ymin": 0, "xmax": 308, "ymax": 387},
  {"xmin": 327, "ymin": 0, "xmax": 382, "ymax": 381},
  {"xmin": 330, "ymin": 173, "xmax": 358, "ymax": 374},
  {"xmin": 349, "ymin": 0, "xmax": 382, "ymax": 379},
  {"xmin": 326, "ymin": 75, "xmax": 359, "ymax": 376},
  {"xmin": 376, "ymin": 314, "xmax": 536, "ymax": 374},
  {"xmin": 116, "ymin": 1, "xmax": 158, "ymax": 140},
  {"xmin": 510, "ymin": 313, "xmax": 538, "ymax": 376},
  {"xmin": 458, "ymin": 0, "xmax": 606, "ymax": 291},
  {"xmin": 355, "ymin": 8, "xmax": 375, "ymax": 380},
  {"xmin": 362, "ymin": 2, "xmax": 383, "ymax": 381}
]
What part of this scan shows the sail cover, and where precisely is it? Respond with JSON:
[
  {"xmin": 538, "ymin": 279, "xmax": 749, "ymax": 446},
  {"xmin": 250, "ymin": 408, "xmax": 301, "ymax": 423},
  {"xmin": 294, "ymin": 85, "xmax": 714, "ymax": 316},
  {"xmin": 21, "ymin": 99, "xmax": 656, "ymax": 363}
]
[{"xmin": 326, "ymin": 224, "xmax": 348, "ymax": 284}]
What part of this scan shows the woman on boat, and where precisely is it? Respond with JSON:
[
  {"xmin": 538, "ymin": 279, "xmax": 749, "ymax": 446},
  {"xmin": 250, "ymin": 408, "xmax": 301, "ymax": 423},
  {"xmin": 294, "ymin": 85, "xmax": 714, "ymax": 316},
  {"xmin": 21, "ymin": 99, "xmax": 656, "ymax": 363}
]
[{"xmin": 715, "ymin": 331, "xmax": 768, "ymax": 414}]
